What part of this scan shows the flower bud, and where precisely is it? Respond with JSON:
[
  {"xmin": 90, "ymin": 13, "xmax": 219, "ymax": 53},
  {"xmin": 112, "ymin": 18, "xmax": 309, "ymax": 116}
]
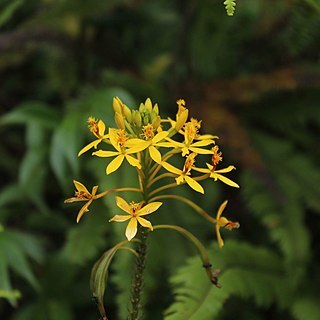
[
  {"xmin": 145, "ymin": 98, "xmax": 153, "ymax": 113},
  {"xmin": 153, "ymin": 103, "xmax": 159, "ymax": 115},
  {"xmin": 133, "ymin": 110, "xmax": 142, "ymax": 127},
  {"xmin": 175, "ymin": 109, "xmax": 188, "ymax": 131},
  {"xmin": 139, "ymin": 103, "xmax": 145, "ymax": 113},
  {"xmin": 152, "ymin": 116, "xmax": 161, "ymax": 130},
  {"xmin": 143, "ymin": 115, "xmax": 149, "ymax": 125},
  {"xmin": 115, "ymin": 112, "xmax": 125, "ymax": 129},
  {"xmin": 123, "ymin": 105, "xmax": 132, "ymax": 123},
  {"xmin": 113, "ymin": 97, "xmax": 123, "ymax": 114}
]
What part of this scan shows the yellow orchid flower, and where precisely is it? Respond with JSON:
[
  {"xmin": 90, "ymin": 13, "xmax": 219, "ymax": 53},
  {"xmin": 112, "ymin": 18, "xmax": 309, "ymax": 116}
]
[
  {"xmin": 159, "ymin": 118, "xmax": 216, "ymax": 156},
  {"xmin": 194, "ymin": 164, "xmax": 239, "ymax": 188},
  {"xmin": 92, "ymin": 128, "xmax": 146, "ymax": 174},
  {"xmin": 215, "ymin": 200, "xmax": 240, "ymax": 248},
  {"xmin": 64, "ymin": 180, "xmax": 98, "ymax": 223},
  {"xmin": 193, "ymin": 145, "xmax": 239, "ymax": 188},
  {"xmin": 126, "ymin": 124, "xmax": 169, "ymax": 164},
  {"xmin": 109, "ymin": 196, "xmax": 162, "ymax": 241},
  {"xmin": 161, "ymin": 153, "xmax": 204, "ymax": 194},
  {"xmin": 78, "ymin": 117, "xmax": 109, "ymax": 156},
  {"xmin": 175, "ymin": 99, "xmax": 189, "ymax": 131}
]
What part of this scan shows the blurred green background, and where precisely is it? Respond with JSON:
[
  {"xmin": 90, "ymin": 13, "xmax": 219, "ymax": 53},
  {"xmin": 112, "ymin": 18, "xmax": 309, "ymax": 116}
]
[{"xmin": 1, "ymin": 0, "xmax": 320, "ymax": 319}]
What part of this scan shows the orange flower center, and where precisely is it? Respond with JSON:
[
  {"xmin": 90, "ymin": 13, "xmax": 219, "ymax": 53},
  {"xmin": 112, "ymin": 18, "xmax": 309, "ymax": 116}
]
[
  {"xmin": 75, "ymin": 190, "xmax": 91, "ymax": 200},
  {"xmin": 184, "ymin": 118, "xmax": 201, "ymax": 145},
  {"xmin": 142, "ymin": 124, "xmax": 155, "ymax": 140},
  {"xmin": 116, "ymin": 129, "xmax": 128, "ymax": 148},
  {"xmin": 87, "ymin": 117, "xmax": 100, "ymax": 137},
  {"xmin": 183, "ymin": 152, "xmax": 197, "ymax": 174},
  {"xmin": 211, "ymin": 145, "xmax": 223, "ymax": 170}
]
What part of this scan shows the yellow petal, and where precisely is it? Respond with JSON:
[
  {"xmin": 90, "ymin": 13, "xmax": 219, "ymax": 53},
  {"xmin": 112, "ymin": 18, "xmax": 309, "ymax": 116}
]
[
  {"xmin": 125, "ymin": 154, "xmax": 141, "ymax": 169},
  {"xmin": 216, "ymin": 225, "xmax": 224, "ymax": 248},
  {"xmin": 191, "ymin": 140, "xmax": 214, "ymax": 147},
  {"xmin": 98, "ymin": 120, "xmax": 106, "ymax": 136},
  {"xmin": 192, "ymin": 166, "xmax": 210, "ymax": 174},
  {"xmin": 138, "ymin": 202, "xmax": 162, "ymax": 216},
  {"xmin": 214, "ymin": 174, "xmax": 240, "ymax": 188},
  {"xmin": 152, "ymin": 131, "xmax": 168, "ymax": 144},
  {"xmin": 106, "ymin": 154, "xmax": 125, "ymax": 174},
  {"xmin": 125, "ymin": 218, "xmax": 138, "ymax": 241},
  {"xmin": 78, "ymin": 139, "xmax": 101, "ymax": 156},
  {"xmin": 155, "ymin": 141, "xmax": 176, "ymax": 148},
  {"xmin": 137, "ymin": 217, "xmax": 153, "ymax": 230},
  {"xmin": 73, "ymin": 180, "xmax": 90, "ymax": 194},
  {"xmin": 161, "ymin": 162, "xmax": 182, "ymax": 175},
  {"xmin": 91, "ymin": 186, "xmax": 99, "ymax": 196},
  {"xmin": 181, "ymin": 147, "xmax": 190, "ymax": 157},
  {"xmin": 115, "ymin": 196, "xmax": 131, "ymax": 214},
  {"xmin": 189, "ymin": 147, "xmax": 213, "ymax": 154},
  {"xmin": 109, "ymin": 214, "xmax": 131, "ymax": 222},
  {"xmin": 108, "ymin": 128, "xmax": 120, "ymax": 151},
  {"xmin": 149, "ymin": 145, "xmax": 162, "ymax": 164},
  {"xmin": 216, "ymin": 200, "xmax": 228, "ymax": 219},
  {"xmin": 175, "ymin": 175, "xmax": 184, "ymax": 185},
  {"xmin": 217, "ymin": 217, "xmax": 229, "ymax": 227},
  {"xmin": 92, "ymin": 150, "xmax": 119, "ymax": 157},
  {"xmin": 175, "ymin": 109, "xmax": 188, "ymax": 131},
  {"xmin": 197, "ymin": 134, "xmax": 219, "ymax": 140},
  {"xmin": 214, "ymin": 165, "xmax": 236, "ymax": 173},
  {"xmin": 76, "ymin": 200, "xmax": 92, "ymax": 223},
  {"xmin": 126, "ymin": 141, "xmax": 150, "ymax": 154},
  {"xmin": 126, "ymin": 138, "xmax": 148, "ymax": 147},
  {"xmin": 185, "ymin": 176, "xmax": 204, "ymax": 194}
]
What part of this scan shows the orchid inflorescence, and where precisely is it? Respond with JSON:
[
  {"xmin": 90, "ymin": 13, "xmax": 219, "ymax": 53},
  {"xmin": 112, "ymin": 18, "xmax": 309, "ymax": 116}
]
[{"xmin": 65, "ymin": 97, "xmax": 240, "ymax": 318}]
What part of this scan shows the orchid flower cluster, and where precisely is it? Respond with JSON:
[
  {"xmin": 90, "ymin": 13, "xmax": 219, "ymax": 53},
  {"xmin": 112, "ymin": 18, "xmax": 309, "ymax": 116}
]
[{"xmin": 65, "ymin": 97, "xmax": 240, "ymax": 319}]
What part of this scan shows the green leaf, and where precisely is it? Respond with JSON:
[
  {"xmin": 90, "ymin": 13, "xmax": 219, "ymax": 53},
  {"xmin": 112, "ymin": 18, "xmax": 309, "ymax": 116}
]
[
  {"xmin": 0, "ymin": 0, "xmax": 24, "ymax": 28},
  {"xmin": 292, "ymin": 298, "xmax": 320, "ymax": 320},
  {"xmin": 223, "ymin": 0, "xmax": 236, "ymax": 16},
  {"xmin": 62, "ymin": 206, "xmax": 109, "ymax": 265},
  {"xmin": 0, "ymin": 289, "xmax": 21, "ymax": 300},
  {"xmin": 0, "ymin": 102, "xmax": 60, "ymax": 129},
  {"xmin": 0, "ymin": 229, "xmax": 42, "ymax": 305},
  {"xmin": 164, "ymin": 241, "xmax": 287, "ymax": 320},
  {"xmin": 18, "ymin": 123, "xmax": 49, "ymax": 213},
  {"xmin": 90, "ymin": 240, "xmax": 135, "ymax": 318},
  {"xmin": 50, "ymin": 111, "xmax": 82, "ymax": 190}
]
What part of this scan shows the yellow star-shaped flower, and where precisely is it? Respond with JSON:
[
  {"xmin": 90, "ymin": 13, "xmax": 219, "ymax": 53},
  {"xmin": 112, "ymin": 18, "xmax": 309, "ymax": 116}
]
[
  {"xmin": 126, "ymin": 124, "xmax": 169, "ymax": 164},
  {"xmin": 215, "ymin": 200, "xmax": 240, "ymax": 248},
  {"xmin": 93, "ymin": 128, "xmax": 146, "ymax": 174},
  {"xmin": 78, "ymin": 118, "xmax": 109, "ymax": 156},
  {"xmin": 194, "ymin": 164, "xmax": 239, "ymax": 188},
  {"xmin": 161, "ymin": 153, "xmax": 204, "ymax": 194},
  {"xmin": 64, "ymin": 180, "xmax": 98, "ymax": 223},
  {"xmin": 109, "ymin": 196, "xmax": 162, "ymax": 241}
]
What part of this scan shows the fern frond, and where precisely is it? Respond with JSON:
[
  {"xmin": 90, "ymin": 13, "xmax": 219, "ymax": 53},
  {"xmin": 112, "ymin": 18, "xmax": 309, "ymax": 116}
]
[
  {"xmin": 164, "ymin": 241, "xmax": 287, "ymax": 320},
  {"xmin": 292, "ymin": 298, "xmax": 320, "ymax": 320},
  {"xmin": 223, "ymin": 0, "xmax": 236, "ymax": 16}
]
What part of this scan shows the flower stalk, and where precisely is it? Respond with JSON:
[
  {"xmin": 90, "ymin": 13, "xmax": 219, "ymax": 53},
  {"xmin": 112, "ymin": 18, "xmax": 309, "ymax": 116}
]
[{"xmin": 65, "ymin": 97, "xmax": 240, "ymax": 318}]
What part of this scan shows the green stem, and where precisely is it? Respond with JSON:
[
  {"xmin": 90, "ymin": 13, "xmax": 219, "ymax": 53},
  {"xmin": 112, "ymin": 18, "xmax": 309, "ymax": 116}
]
[
  {"xmin": 148, "ymin": 173, "xmax": 209, "ymax": 197},
  {"xmin": 128, "ymin": 150, "xmax": 151, "ymax": 320},
  {"xmin": 94, "ymin": 187, "xmax": 142, "ymax": 200},
  {"xmin": 128, "ymin": 228, "xmax": 149, "ymax": 320},
  {"xmin": 149, "ymin": 194, "xmax": 215, "ymax": 223},
  {"xmin": 153, "ymin": 225, "xmax": 221, "ymax": 287},
  {"xmin": 146, "ymin": 172, "xmax": 175, "ymax": 188}
]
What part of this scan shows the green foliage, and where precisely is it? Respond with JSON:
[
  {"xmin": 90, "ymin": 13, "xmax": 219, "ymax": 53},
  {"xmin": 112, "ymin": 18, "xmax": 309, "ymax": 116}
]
[
  {"xmin": 0, "ymin": 0, "xmax": 24, "ymax": 28},
  {"xmin": 0, "ymin": 228, "xmax": 43, "ymax": 306},
  {"xmin": 164, "ymin": 241, "xmax": 286, "ymax": 319},
  {"xmin": 224, "ymin": 0, "xmax": 236, "ymax": 16},
  {"xmin": 1, "ymin": 0, "xmax": 320, "ymax": 318}
]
